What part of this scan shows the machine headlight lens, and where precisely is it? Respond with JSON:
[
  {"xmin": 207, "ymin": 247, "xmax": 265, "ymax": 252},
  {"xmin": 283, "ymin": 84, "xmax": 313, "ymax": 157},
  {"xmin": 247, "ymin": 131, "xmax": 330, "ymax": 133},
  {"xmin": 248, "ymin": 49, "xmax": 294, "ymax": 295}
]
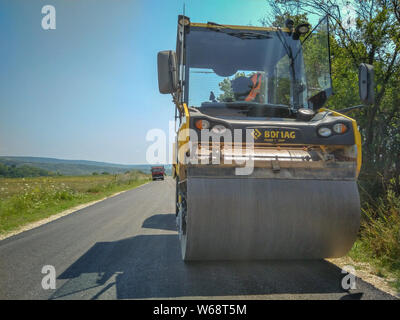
[
  {"xmin": 211, "ymin": 124, "xmax": 227, "ymax": 134},
  {"xmin": 178, "ymin": 17, "xmax": 190, "ymax": 26},
  {"xmin": 195, "ymin": 119, "xmax": 210, "ymax": 130},
  {"xmin": 298, "ymin": 25, "xmax": 310, "ymax": 34},
  {"xmin": 333, "ymin": 123, "xmax": 348, "ymax": 134},
  {"xmin": 295, "ymin": 23, "xmax": 311, "ymax": 35},
  {"xmin": 318, "ymin": 127, "xmax": 332, "ymax": 137}
]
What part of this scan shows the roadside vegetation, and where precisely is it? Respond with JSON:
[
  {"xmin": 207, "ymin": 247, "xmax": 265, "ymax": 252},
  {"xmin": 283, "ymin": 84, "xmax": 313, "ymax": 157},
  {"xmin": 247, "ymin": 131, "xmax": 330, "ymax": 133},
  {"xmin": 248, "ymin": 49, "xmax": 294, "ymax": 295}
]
[
  {"xmin": 0, "ymin": 171, "xmax": 150, "ymax": 236},
  {"xmin": 267, "ymin": 1, "xmax": 400, "ymax": 292},
  {"xmin": 349, "ymin": 179, "xmax": 400, "ymax": 291}
]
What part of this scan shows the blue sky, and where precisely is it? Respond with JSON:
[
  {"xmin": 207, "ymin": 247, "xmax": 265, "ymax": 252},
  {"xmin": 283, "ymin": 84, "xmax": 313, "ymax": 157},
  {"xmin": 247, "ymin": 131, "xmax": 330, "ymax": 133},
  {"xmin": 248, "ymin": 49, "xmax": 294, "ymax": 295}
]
[{"xmin": 0, "ymin": 0, "xmax": 280, "ymax": 164}]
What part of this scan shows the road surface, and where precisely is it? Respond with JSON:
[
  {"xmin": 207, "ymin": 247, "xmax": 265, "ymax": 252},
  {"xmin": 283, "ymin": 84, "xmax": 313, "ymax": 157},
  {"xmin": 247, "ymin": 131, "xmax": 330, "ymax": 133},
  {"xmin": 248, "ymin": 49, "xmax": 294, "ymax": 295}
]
[{"xmin": 0, "ymin": 178, "xmax": 396, "ymax": 300}]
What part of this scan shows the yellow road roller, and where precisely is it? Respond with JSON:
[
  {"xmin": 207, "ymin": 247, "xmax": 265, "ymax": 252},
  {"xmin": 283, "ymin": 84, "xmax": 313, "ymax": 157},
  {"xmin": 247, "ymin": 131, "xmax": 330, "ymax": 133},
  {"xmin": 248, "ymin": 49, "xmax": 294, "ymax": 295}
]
[{"xmin": 157, "ymin": 15, "xmax": 374, "ymax": 260}]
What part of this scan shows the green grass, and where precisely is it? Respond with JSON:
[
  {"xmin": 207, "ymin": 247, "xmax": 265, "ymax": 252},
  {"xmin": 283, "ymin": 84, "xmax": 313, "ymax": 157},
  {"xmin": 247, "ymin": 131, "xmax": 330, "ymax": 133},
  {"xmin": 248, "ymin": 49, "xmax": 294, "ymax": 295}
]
[
  {"xmin": 0, "ymin": 171, "xmax": 150, "ymax": 236},
  {"xmin": 348, "ymin": 184, "xmax": 400, "ymax": 291}
]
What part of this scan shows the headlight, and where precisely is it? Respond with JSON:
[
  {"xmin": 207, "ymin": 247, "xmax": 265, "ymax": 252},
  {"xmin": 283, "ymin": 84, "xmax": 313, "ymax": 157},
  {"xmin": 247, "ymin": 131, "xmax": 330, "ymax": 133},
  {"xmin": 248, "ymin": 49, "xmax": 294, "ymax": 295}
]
[
  {"xmin": 211, "ymin": 124, "xmax": 227, "ymax": 134},
  {"xmin": 195, "ymin": 119, "xmax": 210, "ymax": 130},
  {"xmin": 318, "ymin": 127, "xmax": 332, "ymax": 137},
  {"xmin": 296, "ymin": 23, "xmax": 310, "ymax": 35},
  {"xmin": 333, "ymin": 123, "xmax": 348, "ymax": 134}
]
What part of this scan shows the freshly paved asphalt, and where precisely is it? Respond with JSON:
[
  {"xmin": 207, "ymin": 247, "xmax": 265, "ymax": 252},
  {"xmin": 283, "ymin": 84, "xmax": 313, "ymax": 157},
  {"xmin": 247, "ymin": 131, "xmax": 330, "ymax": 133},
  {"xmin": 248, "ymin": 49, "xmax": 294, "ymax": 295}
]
[{"xmin": 0, "ymin": 177, "xmax": 396, "ymax": 300}]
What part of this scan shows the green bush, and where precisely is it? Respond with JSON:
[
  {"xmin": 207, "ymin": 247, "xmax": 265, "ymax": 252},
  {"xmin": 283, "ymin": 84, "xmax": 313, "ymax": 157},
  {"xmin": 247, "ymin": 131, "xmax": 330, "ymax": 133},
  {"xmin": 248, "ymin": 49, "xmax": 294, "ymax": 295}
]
[
  {"xmin": 350, "ymin": 179, "xmax": 400, "ymax": 290},
  {"xmin": 359, "ymin": 185, "xmax": 400, "ymax": 262},
  {"xmin": 86, "ymin": 186, "xmax": 102, "ymax": 193}
]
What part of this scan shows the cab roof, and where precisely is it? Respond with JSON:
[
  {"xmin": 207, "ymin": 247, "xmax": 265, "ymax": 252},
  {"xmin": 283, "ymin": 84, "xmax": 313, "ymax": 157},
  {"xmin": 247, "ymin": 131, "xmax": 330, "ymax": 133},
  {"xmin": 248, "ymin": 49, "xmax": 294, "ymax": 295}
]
[{"xmin": 189, "ymin": 22, "xmax": 291, "ymax": 33}]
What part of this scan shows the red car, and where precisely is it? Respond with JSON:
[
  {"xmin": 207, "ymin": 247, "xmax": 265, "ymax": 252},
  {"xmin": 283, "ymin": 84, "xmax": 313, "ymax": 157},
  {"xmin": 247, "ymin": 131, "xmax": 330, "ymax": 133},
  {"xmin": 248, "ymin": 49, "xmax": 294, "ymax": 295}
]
[{"xmin": 151, "ymin": 166, "xmax": 165, "ymax": 181}]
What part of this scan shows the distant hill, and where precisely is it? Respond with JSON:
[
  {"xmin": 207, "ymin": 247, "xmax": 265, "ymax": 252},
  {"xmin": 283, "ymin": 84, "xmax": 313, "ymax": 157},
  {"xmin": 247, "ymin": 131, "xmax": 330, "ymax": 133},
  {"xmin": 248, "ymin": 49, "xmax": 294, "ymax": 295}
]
[{"xmin": 0, "ymin": 156, "xmax": 172, "ymax": 176}]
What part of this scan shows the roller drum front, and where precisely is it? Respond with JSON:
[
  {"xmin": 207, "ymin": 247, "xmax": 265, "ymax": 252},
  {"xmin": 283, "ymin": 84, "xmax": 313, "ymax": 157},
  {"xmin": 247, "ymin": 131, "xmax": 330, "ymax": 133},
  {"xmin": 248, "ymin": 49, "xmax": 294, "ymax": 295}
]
[{"xmin": 181, "ymin": 177, "xmax": 360, "ymax": 260}]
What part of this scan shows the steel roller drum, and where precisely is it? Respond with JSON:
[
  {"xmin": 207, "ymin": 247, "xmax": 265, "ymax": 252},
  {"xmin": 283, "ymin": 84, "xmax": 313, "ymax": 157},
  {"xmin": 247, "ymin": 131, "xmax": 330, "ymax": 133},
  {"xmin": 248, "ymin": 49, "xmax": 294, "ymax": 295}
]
[{"xmin": 180, "ymin": 177, "xmax": 360, "ymax": 260}]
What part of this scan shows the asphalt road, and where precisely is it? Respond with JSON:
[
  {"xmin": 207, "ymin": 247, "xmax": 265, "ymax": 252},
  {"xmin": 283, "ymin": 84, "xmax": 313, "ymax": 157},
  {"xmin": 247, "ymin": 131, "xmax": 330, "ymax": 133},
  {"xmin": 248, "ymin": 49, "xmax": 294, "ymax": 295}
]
[{"xmin": 0, "ymin": 177, "xmax": 396, "ymax": 300}]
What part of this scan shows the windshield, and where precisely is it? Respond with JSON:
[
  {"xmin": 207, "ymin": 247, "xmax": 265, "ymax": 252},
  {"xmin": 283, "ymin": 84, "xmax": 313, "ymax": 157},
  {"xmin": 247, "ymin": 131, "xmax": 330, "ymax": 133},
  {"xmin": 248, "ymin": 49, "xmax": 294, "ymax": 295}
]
[
  {"xmin": 301, "ymin": 16, "xmax": 333, "ymax": 109},
  {"xmin": 184, "ymin": 18, "xmax": 332, "ymax": 116}
]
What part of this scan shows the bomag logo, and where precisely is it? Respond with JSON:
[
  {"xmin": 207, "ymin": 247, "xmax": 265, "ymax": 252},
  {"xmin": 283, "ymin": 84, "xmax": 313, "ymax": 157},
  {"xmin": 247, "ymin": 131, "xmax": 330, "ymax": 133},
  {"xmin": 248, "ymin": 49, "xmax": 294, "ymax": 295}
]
[
  {"xmin": 251, "ymin": 128, "xmax": 262, "ymax": 139},
  {"xmin": 251, "ymin": 129, "xmax": 297, "ymax": 141},
  {"xmin": 264, "ymin": 130, "xmax": 296, "ymax": 139}
]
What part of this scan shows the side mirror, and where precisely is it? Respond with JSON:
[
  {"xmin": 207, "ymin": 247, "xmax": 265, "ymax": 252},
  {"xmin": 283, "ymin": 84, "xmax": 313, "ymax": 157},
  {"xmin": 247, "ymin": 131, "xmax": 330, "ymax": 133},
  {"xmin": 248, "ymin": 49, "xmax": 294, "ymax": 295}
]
[
  {"xmin": 157, "ymin": 50, "xmax": 178, "ymax": 94},
  {"xmin": 359, "ymin": 63, "xmax": 374, "ymax": 105}
]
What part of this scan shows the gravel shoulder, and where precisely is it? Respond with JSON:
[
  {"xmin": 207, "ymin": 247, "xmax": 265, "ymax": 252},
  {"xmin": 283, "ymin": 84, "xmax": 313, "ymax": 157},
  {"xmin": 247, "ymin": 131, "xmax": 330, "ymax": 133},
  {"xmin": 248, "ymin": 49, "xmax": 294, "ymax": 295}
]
[{"xmin": 328, "ymin": 256, "xmax": 399, "ymax": 298}]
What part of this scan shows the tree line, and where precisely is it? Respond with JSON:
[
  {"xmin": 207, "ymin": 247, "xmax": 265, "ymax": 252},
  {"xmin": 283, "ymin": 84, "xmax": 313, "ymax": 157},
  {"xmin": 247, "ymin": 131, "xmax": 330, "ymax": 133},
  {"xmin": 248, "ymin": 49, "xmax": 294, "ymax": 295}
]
[{"xmin": 0, "ymin": 163, "xmax": 55, "ymax": 178}]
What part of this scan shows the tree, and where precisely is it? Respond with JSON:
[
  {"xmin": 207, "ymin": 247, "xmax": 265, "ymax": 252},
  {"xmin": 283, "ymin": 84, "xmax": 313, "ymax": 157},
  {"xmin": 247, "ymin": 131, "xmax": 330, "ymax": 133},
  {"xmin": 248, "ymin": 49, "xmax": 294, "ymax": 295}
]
[
  {"xmin": 266, "ymin": 0, "xmax": 400, "ymax": 193},
  {"xmin": 0, "ymin": 162, "xmax": 53, "ymax": 178},
  {"xmin": 390, "ymin": 0, "xmax": 400, "ymax": 23},
  {"xmin": 218, "ymin": 72, "xmax": 246, "ymax": 102}
]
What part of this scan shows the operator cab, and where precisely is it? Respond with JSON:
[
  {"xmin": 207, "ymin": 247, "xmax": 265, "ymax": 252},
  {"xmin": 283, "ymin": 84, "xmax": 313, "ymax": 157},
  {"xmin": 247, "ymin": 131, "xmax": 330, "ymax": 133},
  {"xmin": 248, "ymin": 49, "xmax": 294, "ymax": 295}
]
[{"xmin": 179, "ymin": 17, "xmax": 332, "ymax": 121}]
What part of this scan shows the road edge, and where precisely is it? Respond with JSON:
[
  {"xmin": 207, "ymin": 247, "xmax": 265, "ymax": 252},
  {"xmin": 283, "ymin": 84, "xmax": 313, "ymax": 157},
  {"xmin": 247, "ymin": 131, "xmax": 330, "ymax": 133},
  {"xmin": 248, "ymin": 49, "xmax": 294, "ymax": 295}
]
[
  {"xmin": 328, "ymin": 257, "xmax": 399, "ymax": 299},
  {"xmin": 0, "ymin": 181, "xmax": 150, "ymax": 241}
]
